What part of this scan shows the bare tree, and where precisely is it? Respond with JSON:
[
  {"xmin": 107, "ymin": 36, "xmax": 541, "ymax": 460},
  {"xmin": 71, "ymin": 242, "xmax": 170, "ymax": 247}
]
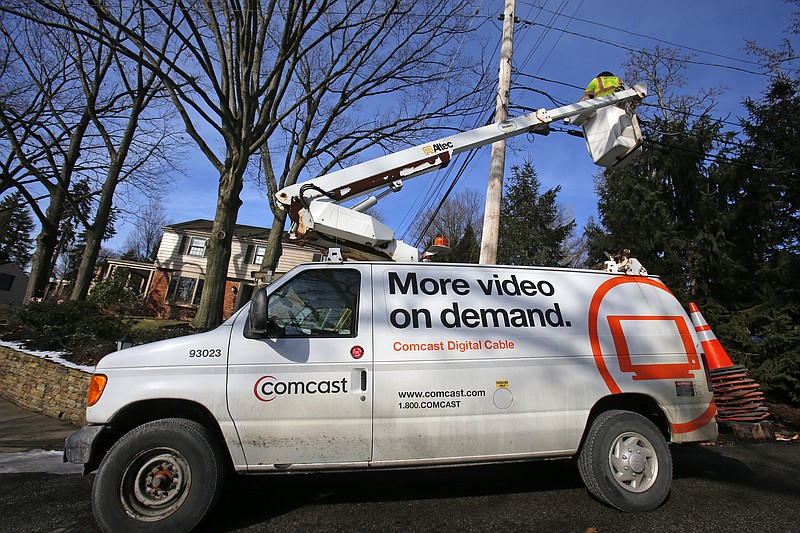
[
  {"xmin": 745, "ymin": 0, "xmax": 800, "ymax": 75},
  {"xmin": 556, "ymin": 204, "xmax": 586, "ymax": 268},
  {"xmin": 122, "ymin": 200, "xmax": 170, "ymax": 262},
  {"xmin": 256, "ymin": 2, "xmax": 487, "ymax": 276},
  {"xmin": 0, "ymin": 12, "xmax": 97, "ymax": 301},
  {"xmin": 67, "ymin": 6, "xmax": 182, "ymax": 301},
  {"xmin": 408, "ymin": 188, "xmax": 484, "ymax": 249},
  {"xmin": 7, "ymin": 0, "xmax": 487, "ymax": 327},
  {"xmin": 1, "ymin": 5, "xmax": 179, "ymax": 302},
  {"xmin": 623, "ymin": 45, "xmax": 726, "ymax": 123}
]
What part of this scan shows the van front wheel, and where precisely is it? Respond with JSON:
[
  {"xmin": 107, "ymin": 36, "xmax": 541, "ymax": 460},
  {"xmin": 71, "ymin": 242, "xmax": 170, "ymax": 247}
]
[
  {"xmin": 577, "ymin": 410, "xmax": 672, "ymax": 511},
  {"xmin": 92, "ymin": 418, "xmax": 224, "ymax": 532}
]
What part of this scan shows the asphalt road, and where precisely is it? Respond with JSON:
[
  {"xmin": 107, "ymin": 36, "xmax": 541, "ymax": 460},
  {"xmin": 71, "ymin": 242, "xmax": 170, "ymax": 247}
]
[{"xmin": 1, "ymin": 441, "xmax": 798, "ymax": 533}]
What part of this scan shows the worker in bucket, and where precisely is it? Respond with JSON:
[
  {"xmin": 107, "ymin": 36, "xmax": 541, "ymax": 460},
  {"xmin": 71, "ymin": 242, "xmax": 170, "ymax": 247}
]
[{"xmin": 580, "ymin": 72, "xmax": 624, "ymax": 101}]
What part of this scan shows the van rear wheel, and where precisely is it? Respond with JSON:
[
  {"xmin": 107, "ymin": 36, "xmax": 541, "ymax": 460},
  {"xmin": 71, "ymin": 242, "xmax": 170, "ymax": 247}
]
[
  {"xmin": 578, "ymin": 410, "xmax": 672, "ymax": 511},
  {"xmin": 92, "ymin": 418, "xmax": 224, "ymax": 532}
]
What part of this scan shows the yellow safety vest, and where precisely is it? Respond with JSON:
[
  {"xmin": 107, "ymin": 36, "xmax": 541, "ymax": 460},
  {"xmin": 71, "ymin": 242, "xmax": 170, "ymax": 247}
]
[{"xmin": 583, "ymin": 76, "xmax": 621, "ymax": 99}]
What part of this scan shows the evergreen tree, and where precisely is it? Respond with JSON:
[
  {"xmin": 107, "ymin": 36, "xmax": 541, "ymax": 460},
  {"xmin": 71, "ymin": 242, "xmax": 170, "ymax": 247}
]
[
  {"xmin": 62, "ymin": 231, "xmax": 87, "ymax": 283},
  {"xmin": 497, "ymin": 161, "xmax": 576, "ymax": 267},
  {"xmin": 737, "ymin": 77, "xmax": 800, "ymax": 255},
  {"xmin": 585, "ymin": 114, "xmax": 736, "ymax": 305},
  {"xmin": 726, "ymin": 76, "xmax": 800, "ymax": 403},
  {"xmin": 0, "ymin": 191, "xmax": 35, "ymax": 268},
  {"xmin": 585, "ymin": 75, "xmax": 800, "ymax": 403},
  {"xmin": 448, "ymin": 223, "xmax": 480, "ymax": 263},
  {"xmin": 52, "ymin": 180, "xmax": 93, "ymax": 280}
]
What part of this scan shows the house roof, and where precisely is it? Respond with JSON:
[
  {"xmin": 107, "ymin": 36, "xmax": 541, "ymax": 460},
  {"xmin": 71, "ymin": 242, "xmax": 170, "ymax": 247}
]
[
  {"xmin": 0, "ymin": 262, "xmax": 29, "ymax": 279},
  {"xmin": 163, "ymin": 219, "xmax": 273, "ymax": 241}
]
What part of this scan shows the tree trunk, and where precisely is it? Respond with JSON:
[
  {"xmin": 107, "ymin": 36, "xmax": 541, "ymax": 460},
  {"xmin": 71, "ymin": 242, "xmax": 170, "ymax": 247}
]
[
  {"xmin": 25, "ymin": 187, "xmax": 65, "ymax": 301},
  {"xmin": 70, "ymin": 173, "xmax": 117, "ymax": 300},
  {"xmin": 191, "ymin": 165, "xmax": 244, "ymax": 329},
  {"xmin": 260, "ymin": 210, "xmax": 286, "ymax": 278}
]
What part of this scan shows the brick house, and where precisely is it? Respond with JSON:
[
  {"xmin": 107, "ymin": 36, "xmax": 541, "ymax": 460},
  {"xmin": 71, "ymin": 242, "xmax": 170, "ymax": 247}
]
[{"xmin": 102, "ymin": 219, "xmax": 320, "ymax": 320}]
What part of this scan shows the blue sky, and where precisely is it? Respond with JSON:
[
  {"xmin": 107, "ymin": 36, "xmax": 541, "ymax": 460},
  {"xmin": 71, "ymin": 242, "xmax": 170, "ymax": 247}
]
[{"xmin": 117, "ymin": 0, "xmax": 797, "ymax": 253}]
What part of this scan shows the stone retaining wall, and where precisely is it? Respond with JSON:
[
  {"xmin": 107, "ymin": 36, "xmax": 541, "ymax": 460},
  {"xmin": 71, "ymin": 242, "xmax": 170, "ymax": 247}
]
[{"xmin": 0, "ymin": 346, "xmax": 90, "ymax": 425}]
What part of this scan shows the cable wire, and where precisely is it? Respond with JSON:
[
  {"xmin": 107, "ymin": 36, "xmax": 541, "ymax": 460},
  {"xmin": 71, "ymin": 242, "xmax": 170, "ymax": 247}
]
[
  {"xmin": 518, "ymin": 0, "xmax": 775, "ymax": 69},
  {"xmin": 516, "ymin": 17, "xmax": 790, "ymax": 78}
]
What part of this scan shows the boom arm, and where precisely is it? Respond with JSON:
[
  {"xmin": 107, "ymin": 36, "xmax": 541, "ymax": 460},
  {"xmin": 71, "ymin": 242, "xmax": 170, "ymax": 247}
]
[{"xmin": 276, "ymin": 83, "xmax": 647, "ymax": 262}]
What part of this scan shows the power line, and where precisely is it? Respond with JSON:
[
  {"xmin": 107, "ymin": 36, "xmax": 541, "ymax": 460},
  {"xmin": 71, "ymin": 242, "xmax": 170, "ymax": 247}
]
[
  {"xmin": 513, "ymin": 0, "xmax": 569, "ymax": 77},
  {"xmin": 550, "ymin": 118, "xmax": 789, "ymax": 170},
  {"xmin": 412, "ymin": 148, "xmax": 483, "ymax": 247},
  {"xmin": 393, "ymin": 1, "xmax": 503, "ymax": 240},
  {"xmin": 516, "ymin": 17, "xmax": 787, "ymax": 78},
  {"xmin": 402, "ymin": 3, "xmax": 793, "ymax": 241},
  {"xmin": 514, "ymin": 72, "xmax": 583, "ymax": 90},
  {"xmin": 513, "ymin": 72, "xmax": 753, "ymax": 130},
  {"xmin": 525, "ymin": 0, "xmax": 587, "ymax": 78},
  {"xmin": 518, "ymin": 0, "xmax": 770, "ymax": 69}
]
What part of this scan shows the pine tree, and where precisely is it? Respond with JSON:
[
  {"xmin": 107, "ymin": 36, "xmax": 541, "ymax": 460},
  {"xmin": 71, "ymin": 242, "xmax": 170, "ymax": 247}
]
[
  {"xmin": 727, "ymin": 76, "xmax": 800, "ymax": 403},
  {"xmin": 738, "ymin": 77, "xmax": 800, "ymax": 256},
  {"xmin": 449, "ymin": 223, "xmax": 480, "ymax": 263},
  {"xmin": 585, "ymin": 115, "xmax": 736, "ymax": 304},
  {"xmin": 0, "ymin": 191, "xmax": 35, "ymax": 268},
  {"xmin": 62, "ymin": 231, "xmax": 87, "ymax": 283},
  {"xmin": 585, "ymin": 76, "xmax": 800, "ymax": 403},
  {"xmin": 497, "ymin": 161, "xmax": 576, "ymax": 267}
]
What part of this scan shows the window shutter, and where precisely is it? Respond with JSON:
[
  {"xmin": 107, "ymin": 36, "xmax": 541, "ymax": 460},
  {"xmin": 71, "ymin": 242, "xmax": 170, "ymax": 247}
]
[
  {"xmin": 244, "ymin": 244, "xmax": 254, "ymax": 264},
  {"xmin": 178, "ymin": 235, "xmax": 189, "ymax": 255}
]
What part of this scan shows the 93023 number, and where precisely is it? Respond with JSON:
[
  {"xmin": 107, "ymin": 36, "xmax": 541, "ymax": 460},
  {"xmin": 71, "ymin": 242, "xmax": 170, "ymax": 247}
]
[{"xmin": 189, "ymin": 348, "xmax": 222, "ymax": 358}]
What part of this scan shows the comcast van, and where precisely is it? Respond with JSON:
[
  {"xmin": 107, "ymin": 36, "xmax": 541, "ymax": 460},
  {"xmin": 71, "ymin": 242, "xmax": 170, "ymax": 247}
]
[{"xmin": 66, "ymin": 261, "xmax": 717, "ymax": 531}]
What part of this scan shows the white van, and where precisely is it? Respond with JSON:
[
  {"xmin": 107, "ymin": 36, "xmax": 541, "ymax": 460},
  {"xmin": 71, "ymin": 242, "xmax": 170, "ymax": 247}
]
[{"xmin": 66, "ymin": 261, "xmax": 717, "ymax": 531}]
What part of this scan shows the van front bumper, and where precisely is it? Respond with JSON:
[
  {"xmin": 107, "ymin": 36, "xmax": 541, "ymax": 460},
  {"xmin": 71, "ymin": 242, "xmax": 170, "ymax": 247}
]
[{"xmin": 64, "ymin": 425, "xmax": 107, "ymax": 472}]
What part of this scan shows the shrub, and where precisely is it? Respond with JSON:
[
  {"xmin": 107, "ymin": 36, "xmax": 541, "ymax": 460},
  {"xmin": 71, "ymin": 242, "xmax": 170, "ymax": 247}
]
[
  {"xmin": 88, "ymin": 268, "xmax": 147, "ymax": 316},
  {"xmin": 753, "ymin": 354, "xmax": 800, "ymax": 404},
  {"xmin": 8, "ymin": 300, "xmax": 126, "ymax": 365},
  {"xmin": 128, "ymin": 319, "xmax": 194, "ymax": 345}
]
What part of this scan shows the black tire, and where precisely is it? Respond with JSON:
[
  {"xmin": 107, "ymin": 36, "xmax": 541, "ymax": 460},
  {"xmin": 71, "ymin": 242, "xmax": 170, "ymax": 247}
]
[
  {"xmin": 577, "ymin": 410, "xmax": 672, "ymax": 512},
  {"xmin": 92, "ymin": 418, "xmax": 225, "ymax": 532}
]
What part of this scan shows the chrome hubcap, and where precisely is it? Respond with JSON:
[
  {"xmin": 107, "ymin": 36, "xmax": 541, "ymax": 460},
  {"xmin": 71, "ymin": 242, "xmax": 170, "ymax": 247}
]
[{"xmin": 608, "ymin": 432, "xmax": 658, "ymax": 493}]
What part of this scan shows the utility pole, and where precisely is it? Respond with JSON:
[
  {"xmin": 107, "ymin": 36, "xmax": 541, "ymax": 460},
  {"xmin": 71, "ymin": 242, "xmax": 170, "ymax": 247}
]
[{"xmin": 479, "ymin": 0, "xmax": 515, "ymax": 265}]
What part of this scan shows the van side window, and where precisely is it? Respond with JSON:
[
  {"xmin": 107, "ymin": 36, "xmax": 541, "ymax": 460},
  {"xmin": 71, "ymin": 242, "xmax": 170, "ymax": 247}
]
[{"xmin": 267, "ymin": 269, "xmax": 360, "ymax": 337}]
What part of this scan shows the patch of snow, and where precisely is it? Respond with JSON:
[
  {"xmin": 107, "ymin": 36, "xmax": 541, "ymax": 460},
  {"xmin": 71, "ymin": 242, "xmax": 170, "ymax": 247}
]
[
  {"xmin": 0, "ymin": 340, "xmax": 94, "ymax": 373},
  {"xmin": 0, "ymin": 449, "xmax": 84, "ymax": 475}
]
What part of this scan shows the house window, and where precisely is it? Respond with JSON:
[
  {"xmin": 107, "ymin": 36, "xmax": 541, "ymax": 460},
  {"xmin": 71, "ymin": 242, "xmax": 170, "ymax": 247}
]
[
  {"xmin": 0, "ymin": 273, "xmax": 14, "ymax": 291},
  {"xmin": 192, "ymin": 279, "xmax": 204, "ymax": 306},
  {"xmin": 253, "ymin": 245, "xmax": 266, "ymax": 265},
  {"xmin": 166, "ymin": 274, "xmax": 204, "ymax": 306},
  {"xmin": 244, "ymin": 244, "xmax": 267, "ymax": 265},
  {"xmin": 187, "ymin": 237, "xmax": 207, "ymax": 257}
]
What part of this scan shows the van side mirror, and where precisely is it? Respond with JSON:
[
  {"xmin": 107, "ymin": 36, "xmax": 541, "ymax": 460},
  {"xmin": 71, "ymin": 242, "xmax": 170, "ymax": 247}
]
[{"xmin": 248, "ymin": 287, "xmax": 269, "ymax": 336}]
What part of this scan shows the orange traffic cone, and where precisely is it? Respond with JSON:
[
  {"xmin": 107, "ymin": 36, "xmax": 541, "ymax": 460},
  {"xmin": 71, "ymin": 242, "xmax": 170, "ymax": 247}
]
[{"xmin": 688, "ymin": 302, "xmax": 735, "ymax": 370}]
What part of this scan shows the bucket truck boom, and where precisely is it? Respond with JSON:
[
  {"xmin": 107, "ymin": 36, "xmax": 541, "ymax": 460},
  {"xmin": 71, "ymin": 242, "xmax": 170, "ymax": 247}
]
[{"xmin": 275, "ymin": 83, "xmax": 647, "ymax": 262}]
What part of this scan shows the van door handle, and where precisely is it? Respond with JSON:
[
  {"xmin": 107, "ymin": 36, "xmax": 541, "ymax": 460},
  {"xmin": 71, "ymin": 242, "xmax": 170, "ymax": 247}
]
[{"xmin": 350, "ymin": 368, "xmax": 368, "ymax": 392}]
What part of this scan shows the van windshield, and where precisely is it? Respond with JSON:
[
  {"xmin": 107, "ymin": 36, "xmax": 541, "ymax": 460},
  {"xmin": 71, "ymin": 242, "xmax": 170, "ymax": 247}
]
[{"xmin": 267, "ymin": 269, "xmax": 360, "ymax": 337}]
